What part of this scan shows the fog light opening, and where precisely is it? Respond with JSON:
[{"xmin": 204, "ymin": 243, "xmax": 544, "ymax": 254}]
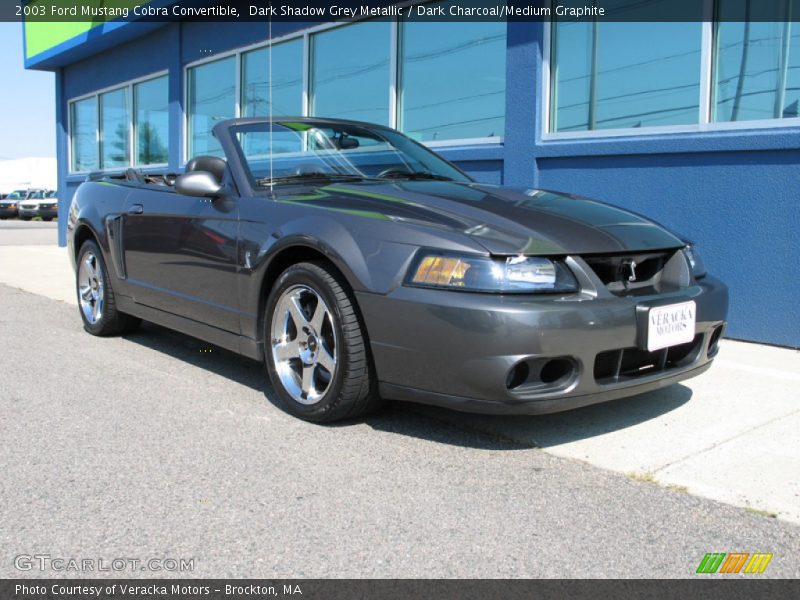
[
  {"xmin": 506, "ymin": 362, "xmax": 530, "ymax": 390},
  {"xmin": 539, "ymin": 358, "xmax": 574, "ymax": 385},
  {"xmin": 707, "ymin": 325, "xmax": 724, "ymax": 358}
]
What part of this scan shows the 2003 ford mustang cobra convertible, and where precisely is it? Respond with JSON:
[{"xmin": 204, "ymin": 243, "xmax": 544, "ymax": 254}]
[{"xmin": 68, "ymin": 118, "xmax": 728, "ymax": 422}]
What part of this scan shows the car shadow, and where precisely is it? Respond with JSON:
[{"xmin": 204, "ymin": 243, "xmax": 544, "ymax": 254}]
[
  {"xmin": 123, "ymin": 322, "xmax": 266, "ymax": 391},
  {"xmin": 123, "ymin": 322, "xmax": 692, "ymax": 451},
  {"xmin": 384, "ymin": 384, "xmax": 693, "ymax": 450}
]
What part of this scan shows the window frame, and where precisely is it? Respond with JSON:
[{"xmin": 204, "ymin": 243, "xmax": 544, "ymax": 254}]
[
  {"xmin": 99, "ymin": 87, "xmax": 132, "ymax": 171},
  {"xmin": 67, "ymin": 70, "xmax": 169, "ymax": 175},
  {"xmin": 397, "ymin": 14, "xmax": 508, "ymax": 144},
  {"xmin": 68, "ymin": 95, "xmax": 99, "ymax": 174},
  {"xmin": 185, "ymin": 54, "xmax": 238, "ymax": 160},
  {"xmin": 542, "ymin": 0, "xmax": 800, "ymax": 141},
  {"xmin": 309, "ymin": 19, "xmax": 394, "ymax": 129},
  {"xmin": 182, "ymin": 16, "xmax": 506, "ymax": 165},
  {"xmin": 132, "ymin": 75, "xmax": 171, "ymax": 168},
  {"xmin": 240, "ymin": 37, "xmax": 306, "ymax": 120}
]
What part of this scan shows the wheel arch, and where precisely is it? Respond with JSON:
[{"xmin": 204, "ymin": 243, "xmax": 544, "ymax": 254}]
[
  {"xmin": 255, "ymin": 242, "xmax": 362, "ymax": 348},
  {"xmin": 72, "ymin": 222, "xmax": 100, "ymax": 260}
]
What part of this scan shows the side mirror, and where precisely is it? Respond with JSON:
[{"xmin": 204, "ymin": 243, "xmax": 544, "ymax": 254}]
[{"xmin": 175, "ymin": 171, "xmax": 223, "ymax": 198}]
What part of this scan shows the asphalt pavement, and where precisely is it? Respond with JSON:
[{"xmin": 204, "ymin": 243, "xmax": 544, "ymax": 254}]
[
  {"xmin": 1, "ymin": 284, "xmax": 799, "ymax": 578},
  {"xmin": 0, "ymin": 219, "xmax": 58, "ymax": 246}
]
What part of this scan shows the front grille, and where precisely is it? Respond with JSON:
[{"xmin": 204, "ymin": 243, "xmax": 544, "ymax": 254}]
[
  {"xmin": 593, "ymin": 334, "xmax": 702, "ymax": 383},
  {"xmin": 582, "ymin": 250, "xmax": 677, "ymax": 296}
]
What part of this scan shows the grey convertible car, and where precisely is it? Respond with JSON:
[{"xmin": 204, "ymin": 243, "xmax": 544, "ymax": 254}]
[{"xmin": 67, "ymin": 117, "xmax": 728, "ymax": 422}]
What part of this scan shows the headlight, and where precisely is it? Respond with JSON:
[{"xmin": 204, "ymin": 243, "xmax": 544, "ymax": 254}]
[
  {"xmin": 407, "ymin": 252, "xmax": 579, "ymax": 293},
  {"xmin": 683, "ymin": 244, "xmax": 706, "ymax": 279}
]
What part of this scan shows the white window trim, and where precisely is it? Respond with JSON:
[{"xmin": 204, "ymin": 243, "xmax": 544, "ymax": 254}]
[
  {"xmin": 182, "ymin": 16, "xmax": 504, "ymax": 165},
  {"xmin": 541, "ymin": 0, "xmax": 800, "ymax": 142},
  {"xmin": 67, "ymin": 70, "xmax": 169, "ymax": 175}
]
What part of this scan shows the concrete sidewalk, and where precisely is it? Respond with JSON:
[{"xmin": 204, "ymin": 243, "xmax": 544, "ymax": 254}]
[
  {"xmin": 0, "ymin": 244, "xmax": 74, "ymax": 304},
  {"xmin": 2, "ymin": 244, "xmax": 798, "ymax": 524}
]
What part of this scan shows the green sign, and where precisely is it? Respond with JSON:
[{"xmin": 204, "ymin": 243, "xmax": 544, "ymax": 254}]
[{"xmin": 24, "ymin": 1, "xmax": 146, "ymax": 60}]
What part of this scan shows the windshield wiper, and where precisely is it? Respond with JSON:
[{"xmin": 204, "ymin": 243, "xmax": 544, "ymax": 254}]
[
  {"xmin": 379, "ymin": 171, "xmax": 453, "ymax": 181},
  {"xmin": 257, "ymin": 172, "xmax": 364, "ymax": 186}
]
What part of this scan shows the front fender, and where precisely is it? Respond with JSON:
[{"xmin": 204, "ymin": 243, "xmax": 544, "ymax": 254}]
[
  {"xmin": 67, "ymin": 182, "xmax": 129, "ymax": 275},
  {"xmin": 239, "ymin": 214, "xmax": 426, "ymax": 344},
  {"xmin": 265, "ymin": 215, "xmax": 375, "ymax": 292}
]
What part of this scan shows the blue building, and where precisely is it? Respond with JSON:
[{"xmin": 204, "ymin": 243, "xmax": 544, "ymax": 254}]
[{"xmin": 24, "ymin": 4, "xmax": 799, "ymax": 347}]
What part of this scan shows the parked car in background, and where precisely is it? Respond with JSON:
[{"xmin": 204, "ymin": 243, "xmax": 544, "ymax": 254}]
[
  {"xmin": 18, "ymin": 190, "xmax": 48, "ymax": 221},
  {"xmin": 35, "ymin": 191, "xmax": 58, "ymax": 221},
  {"xmin": 0, "ymin": 190, "xmax": 29, "ymax": 219},
  {"xmin": 18, "ymin": 189, "xmax": 56, "ymax": 221}
]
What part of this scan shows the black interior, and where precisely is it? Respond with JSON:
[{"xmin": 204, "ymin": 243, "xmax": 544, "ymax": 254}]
[
  {"xmin": 107, "ymin": 156, "xmax": 226, "ymax": 189},
  {"xmin": 124, "ymin": 168, "xmax": 145, "ymax": 184}
]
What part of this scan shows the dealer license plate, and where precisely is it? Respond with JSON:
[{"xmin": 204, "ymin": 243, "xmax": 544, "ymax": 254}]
[{"xmin": 646, "ymin": 301, "xmax": 696, "ymax": 351}]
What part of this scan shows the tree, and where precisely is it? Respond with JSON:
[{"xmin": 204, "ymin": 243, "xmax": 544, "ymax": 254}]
[{"xmin": 138, "ymin": 122, "xmax": 168, "ymax": 165}]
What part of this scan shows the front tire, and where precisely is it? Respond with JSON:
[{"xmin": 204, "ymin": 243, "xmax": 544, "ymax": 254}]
[
  {"xmin": 264, "ymin": 261, "xmax": 382, "ymax": 422},
  {"xmin": 76, "ymin": 240, "xmax": 140, "ymax": 336}
]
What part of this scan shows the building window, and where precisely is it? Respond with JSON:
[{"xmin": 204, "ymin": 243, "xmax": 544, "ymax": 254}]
[
  {"xmin": 550, "ymin": 18, "xmax": 703, "ymax": 132},
  {"xmin": 70, "ymin": 97, "xmax": 98, "ymax": 172},
  {"xmin": 548, "ymin": 1, "xmax": 800, "ymax": 136},
  {"xmin": 68, "ymin": 73, "xmax": 167, "ymax": 173},
  {"xmin": 99, "ymin": 89, "xmax": 130, "ymax": 169},
  {"xmin": 242, "ymin": 39, "xmax": 304, "ymax": 118},
  {"xmin": 134, "ymin": 76, "xmax": 169, "ymax": 165},
  {"xmin": 714, "ymin": 0, "xmax": 800, "ymax": 122},
  {"xmin": 184, "ymin": 17, "xmax": 508, "ymax": 155},
  {"xmin": 188, "ymin": 56, "xmax": 236, "ymax": 158},
  {"xmin": 310, "ymin": 21, "xmax": 392, "ymax": 125},
  {"xmin": 399, "ymin": 16, "xmax": 506, "ymax": 141}
]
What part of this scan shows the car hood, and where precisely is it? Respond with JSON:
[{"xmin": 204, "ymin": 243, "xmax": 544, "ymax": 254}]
[{"xmin": 277, "ymin": 180, "xmax": 684, "ymax": 255}]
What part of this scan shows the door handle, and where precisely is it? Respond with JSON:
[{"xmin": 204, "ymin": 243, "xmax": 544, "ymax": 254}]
[{"xmin": 128, "ymin": 204, "xmax": 144, "ymax": 215}]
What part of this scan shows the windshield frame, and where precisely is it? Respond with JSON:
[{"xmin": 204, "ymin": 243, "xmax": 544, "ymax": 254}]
[{"xmin": 216, "ymin": 118, "xmax": 473, "ymax": 196}]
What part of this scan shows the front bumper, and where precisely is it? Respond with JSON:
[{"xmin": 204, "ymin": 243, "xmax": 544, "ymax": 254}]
[
  {"xmin": 0, "ymin": 206, "xmax": 18, "ymax": 218},
  {"xmin": 18, "ymin": 207, "xmax": 37, "ymax": 218},
  {"xmin": 357, "ymin": 274, "xmax": 728, "ymax": 415},
  {"xmin": 36, "ymin": 207, "xmax": 58, "ymax": 219}
]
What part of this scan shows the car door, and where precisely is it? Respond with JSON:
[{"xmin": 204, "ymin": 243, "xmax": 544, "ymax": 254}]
[{"xmin": 120, "ymin": 184, "xmax": 240, "ymax": 333}]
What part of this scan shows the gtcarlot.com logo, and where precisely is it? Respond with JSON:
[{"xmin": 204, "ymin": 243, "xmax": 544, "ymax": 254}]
[
  {"xmin": 14, "ymin": 554, "xmax": 195, "ymax": 573},
  {"xmin": 696, "ymin": 552, "xmax": 773, "ymax": 574}
]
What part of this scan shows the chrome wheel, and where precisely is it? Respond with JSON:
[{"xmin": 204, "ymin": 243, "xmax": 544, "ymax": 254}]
[
  {"xmin": 270, "ymin": 285, "xmax": 337, "ymax": 405},
  {"xmin": 78, "ymin": 251, "xmax": 104, "ymax": 324}
]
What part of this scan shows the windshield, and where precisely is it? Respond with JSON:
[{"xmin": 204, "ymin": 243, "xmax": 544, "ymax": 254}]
[
  {"xmin": 233, "ymin": 121, "xmax": 470, "ymax": 188},
  {"xmin": 6, "ymin": 192, "xmax": 23, "ymax": 199}
]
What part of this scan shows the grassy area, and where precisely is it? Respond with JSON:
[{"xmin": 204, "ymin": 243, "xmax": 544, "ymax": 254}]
[
  {"xmin": 666, "ymin": 483, "xmax": 689, "ymax": 494},
  {"xmin": 745, "ymin": 506, "xmax": 778, "ymax": 519},
  {"xmin": 627, "ymin": 471, "xmax": 658, "ymax": 485}
]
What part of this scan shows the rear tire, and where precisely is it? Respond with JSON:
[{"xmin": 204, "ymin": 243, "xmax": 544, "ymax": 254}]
[
  {"xmin": 76, "ymin": 240, "xmax": 141, "ymax": 336},
  {"xmin": 264, "ymin": 261, "xmax": 383, "ymax": 423}
]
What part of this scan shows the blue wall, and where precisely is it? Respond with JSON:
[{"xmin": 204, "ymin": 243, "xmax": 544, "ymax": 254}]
[
  {"xmin": 536, "ymin": 152, "xmax": 799, "ymax": 346},
  {"xmin": 52, "ymin": 21, "xmax": 800, "ymax": 347}
]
